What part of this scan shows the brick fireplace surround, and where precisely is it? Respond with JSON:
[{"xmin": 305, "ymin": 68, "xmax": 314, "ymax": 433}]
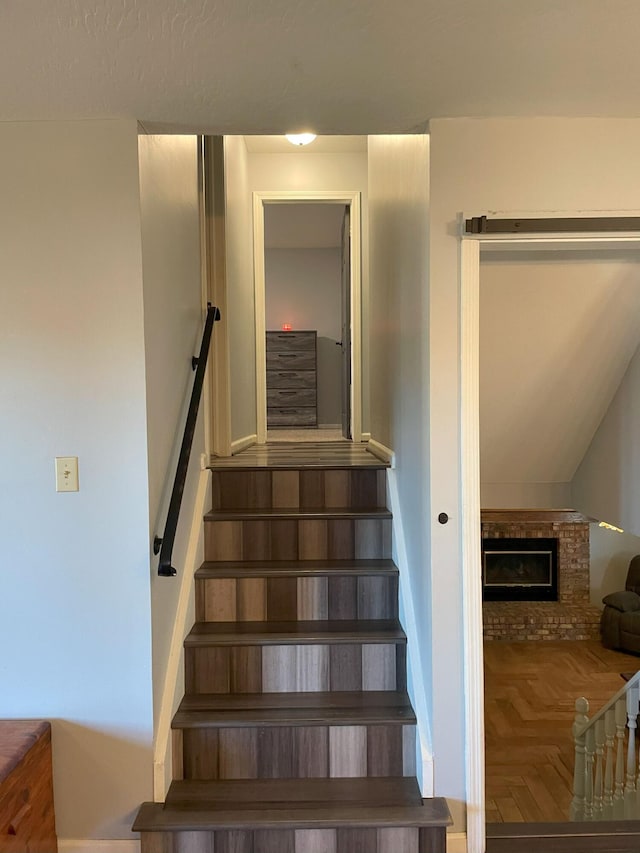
[{"xmin": 482, "ymin": 510, "xmax": 601, "ymax": 641}]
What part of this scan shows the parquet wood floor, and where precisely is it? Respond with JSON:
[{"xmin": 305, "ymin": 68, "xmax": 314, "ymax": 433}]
[{"xmin": 484, "ymin": 640, "xmax": 640, "ymax": 824}]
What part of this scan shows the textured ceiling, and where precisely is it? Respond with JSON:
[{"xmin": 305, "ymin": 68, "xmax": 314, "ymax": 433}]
[
  {"xmin": 3, "ymin": 2, "xmax": 640, "ymax": 131},
  {"xmin": 480, "ymin": 255, "xmax": 640, "ymax": 486}
]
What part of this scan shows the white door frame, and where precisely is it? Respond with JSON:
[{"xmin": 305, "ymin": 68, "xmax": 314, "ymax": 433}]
[
  {"xmin": 460, "ymin": 222, "xmax": 640, "ymax": 853},
  {"xmin": 253, "ymin": 190, "xmax": 363, "ymax": 444}
]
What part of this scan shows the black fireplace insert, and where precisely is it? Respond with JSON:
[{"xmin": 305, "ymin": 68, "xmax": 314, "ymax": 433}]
[{"xmin": 482, "ymin": 537, "xmax": 558, "ymax": 602}]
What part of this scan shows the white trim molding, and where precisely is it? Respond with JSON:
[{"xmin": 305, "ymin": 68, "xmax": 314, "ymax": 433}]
[
  {"xmin": 252, "ymin": 190, "xmax": 363, "ymax": 444},
  {"xmin": 459, "ymin": 238, "xmax": 485, "ymax": 853},
  {"xmin": 59, "ymin": 842, "xmax": 140, "ymax": 853},
  {"xmin": 446, "ymin": 831, "xmax": 468, "ymax": 853},
  {"xmin": 366, "ymin": 437, "xmax": 396, "ymax": 468},
  {"xmin": 387, "ymin": 469, "xmax": 434, "ymax": 796},
  {"xmin": 458, "ymin": 215, "xmax": 640, "ymax": 853},
  {"xmin": 153, "ymin": 468, "xmax": 211, "ymax": 801},
  {"xmin": 230, "ymin": 433, "xmax": 257, "ymax": 455}
]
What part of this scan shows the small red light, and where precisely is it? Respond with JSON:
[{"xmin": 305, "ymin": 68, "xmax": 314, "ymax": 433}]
[{"xmin": 282, "ymin": 323, "xmax": 292, "ymax": 331}]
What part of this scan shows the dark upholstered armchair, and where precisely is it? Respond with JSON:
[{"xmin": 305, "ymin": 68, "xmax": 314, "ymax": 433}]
[{"xmin": 601, "ymin": 555, "xmax": 640, "ymax": 653}]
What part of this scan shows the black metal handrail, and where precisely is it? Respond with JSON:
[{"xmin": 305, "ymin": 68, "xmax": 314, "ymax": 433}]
[{"xmin": 154, "ymin": 304, "xmax": 220, "ymax": 577}]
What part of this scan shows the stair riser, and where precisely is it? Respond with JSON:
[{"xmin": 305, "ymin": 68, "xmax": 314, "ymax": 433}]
[
  {"xmin": 175, "ymin": 723, "xmax": 416, "ymax": 781},
  {"xmin": 185, "ymin": 644, "xmax": 406, "ymax": 694},
  {"xmin": 140, "ymin": 826, "xmax": 445, "ymax": 853},
  {"xmin": 196, "ymin": 576, "xmax": 398, "ymax": 622},
  {"xmin": 212, "ymin": 469, "xmax": 387, "ymax": 511},
  {"xmin": 205, "ymin": 518, "xmax": 392, "ymax": 562}
]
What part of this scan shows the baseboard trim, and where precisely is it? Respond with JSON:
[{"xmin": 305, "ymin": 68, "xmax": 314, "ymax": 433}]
[
  {"xmin": 447, "ymin": 831, "xmax": 468, "ymax": 853},
  {"xmin": 386, "ymin": 468, "xmax": 433, "ymax": 798},
  {"xmin": 153, "ymin": 469, "xmax": 211, "ymax": 800},
  {"xmin": 366, "ymin": 437, "xmax": 396, "ymax": 467},
  {"xmin": 59, "ymin": 841, "xmax": 140, "ymax": 853},
  {"xmin": 361, "ymin": 431, "xmax": 371, "ymax": 442},
  {"xmin": 230, "ymin": 433, "xmax": 257, "ymax": 455}
]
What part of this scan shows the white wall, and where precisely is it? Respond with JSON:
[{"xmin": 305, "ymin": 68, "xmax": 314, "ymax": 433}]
[
  {"xmin": 0, "ymin": 120, "xmax": 153, "ymax": 839},
  {"xmin": 481, "ymin": 482, "xmax": 572, "ymax": 508},
  {"xmin": 225, "ymin": 136, "xmax": 257, "ymax": 444},
  {"xmin": 367, "ymin": 132, "xmax": 432, "ymax": 779},
  {"xmin": 265, "ymin": 247, "xmax": 342, "ymax": 425},
  {"xmin": 479, "ymin": 256, "xmax": 640, "ymax": 508},
  {"xmin": 573, "ymin": 342, "xmax": 640, "ymax": 536},
  {"xmin": 137, "ymin": 134, "xmax": 204, "ymax": 732},
  {"xmin": 589, "ymin": 524, "xmax": 640, "ymax": 608},
  {"xmin": 248, "ymin": 149, "xmax": 370, "ymax": 432},
  {"xmin": 429, "ymin": 117, "xmax": 640, "ymax": 830}
]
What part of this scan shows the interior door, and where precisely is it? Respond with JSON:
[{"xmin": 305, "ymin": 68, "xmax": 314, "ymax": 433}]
[{"xmin": 340, "ymin": 206, "xmax": 352, "ymax": 439}]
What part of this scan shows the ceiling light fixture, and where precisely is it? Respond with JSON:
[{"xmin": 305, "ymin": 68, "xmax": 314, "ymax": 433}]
[{"xmin": 285, "ymin": 132, "xmax": 317, "ymax": 147}]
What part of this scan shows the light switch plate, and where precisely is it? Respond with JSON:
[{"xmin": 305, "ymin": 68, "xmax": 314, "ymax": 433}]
[{"xmin": 55, "ymin": 456, "xmax": 79, "ymax": 492}]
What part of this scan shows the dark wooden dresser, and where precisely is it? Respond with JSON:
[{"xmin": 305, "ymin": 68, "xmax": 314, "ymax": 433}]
[
  {"xmin": 0, "ymin": 721, "xmax": 57, "ymax": 853},
  {"xmin": 266, "ymin": 330, "xmax": 317, "ymax": 428}
]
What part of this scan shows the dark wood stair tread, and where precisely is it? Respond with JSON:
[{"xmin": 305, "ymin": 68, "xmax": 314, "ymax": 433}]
[
  {"xmin": 485, "ymin": 820, "xmax": 640, "ymax": 852},
  {"xmin": 134, "ymin": 778, "xmax": 451, "ymax": 831},
  {"xmin": 204, "ymin": 506, "xmax": 392, "ymax": 521},
  {"xmin": 196, "ymin": 559, "xmax": 399, "ymax": 578},
  {"xmin": 207, "ymin": 445, "xmax": 389, "ymax": 472},
  {"xmin": 173, "ymin": 691, "xmax": 416, "ymax": 728},
  {"xmin": 185, "ymin": 619, "xmax": 406, "ymax": 646}
]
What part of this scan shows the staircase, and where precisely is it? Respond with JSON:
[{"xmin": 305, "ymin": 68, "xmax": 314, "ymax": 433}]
[{"xmin": 134, "ymin": 442, "xmax": 450, "ymax": 852}]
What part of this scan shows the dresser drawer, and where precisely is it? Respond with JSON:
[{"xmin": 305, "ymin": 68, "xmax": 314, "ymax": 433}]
[
  {"xmin": 266, "ymin": 350, "xmax": 316, "ymax": 371},
  {"xmin": 267, "ymin": 407, "xmax": 317, "ymax": 427},
  {"xmin": 267, "ymin": 388, "xmax": 316, "ymax": 408},
  {"xmin": 266, "ymin": 370, "xmax": 316, "ymax": 390},
  {"xmin": 266, "ymin": 331, "xmax": 316, "ymax": 352}
]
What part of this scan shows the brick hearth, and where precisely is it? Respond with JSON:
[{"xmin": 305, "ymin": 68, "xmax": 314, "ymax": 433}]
[{"xmin": 482, "ymin": 510, "xmax": 601, "ymax": 641}]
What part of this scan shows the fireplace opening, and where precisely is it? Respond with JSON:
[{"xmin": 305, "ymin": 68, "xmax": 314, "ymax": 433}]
[{"xmin": 482, "ymin": 537, "xmax": 558, "ymax": 602}]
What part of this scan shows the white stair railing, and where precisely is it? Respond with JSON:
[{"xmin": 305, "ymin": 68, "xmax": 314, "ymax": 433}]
[{"xmin": 572, "ymin": 671, "xmax": 640, "ymax": 820}]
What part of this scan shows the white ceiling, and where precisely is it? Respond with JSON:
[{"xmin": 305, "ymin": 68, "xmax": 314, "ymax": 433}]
[
  {"xmin": 264, "ymin": 203, "xmax": 345, "ymax": 249},
  {"xmin": 245, "ymin": 136, "xmax": 368, "ymax": 154},
  {"xmin": 480, "ymin": 254, "xmax": 640, "ymax": 486},
  {"xmin": 4, "ymin": 2, "xmax": 640, "ymax": 131}
]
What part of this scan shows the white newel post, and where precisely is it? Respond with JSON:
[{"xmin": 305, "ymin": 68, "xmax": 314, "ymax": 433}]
[{"xmin": 571, "ymin": 697, "xmax": 589, "ymax": 821}]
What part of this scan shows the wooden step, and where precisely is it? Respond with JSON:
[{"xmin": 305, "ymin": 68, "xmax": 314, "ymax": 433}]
[
  {"xmin": 173, "ymin": 691, "xmax": 416, "ymax": 727},
  {"xmin": 134, "ymin": 779, "xmax": 451, "ymax": 853},
  {"xmin": 205, "ymin": 507, "xmax": 392, "ymax": 521},
  {"xmin": 204, "ymin": 515, "xmax": 392, "ymax": 562},
  {"xmin": 172, "ymin": 694, "xmax": 417, "ymax": 783},
  {"xmin": 196, "ymin": 566, "xmax": 398, "ymax": 623},
  {"xmin": 485, "ymin": 820, "xmax": 640, "ymax": 852},
  {"xmin": 211, "ymin": 468, "xmax": 387, "ymax": 510},
  {"xmin": 184, "ymin": 623, "xmax": 406, "ymax": 695},
  {"xmin": 185, "ymin": 620, "xmax": 406, "ymax": 647},
  {"xmin": 207, "ymin": 442, "xmax": 388, "ymax": 470},
  {"xmin": 196, "ymin": 559, "xmax": 398, "ymax": 578}
]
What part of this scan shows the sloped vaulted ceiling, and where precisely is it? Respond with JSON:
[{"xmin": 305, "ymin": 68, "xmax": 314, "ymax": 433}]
[{"xmin": 480, "ymin": 254, "xmax": 640, "ymax": 487}]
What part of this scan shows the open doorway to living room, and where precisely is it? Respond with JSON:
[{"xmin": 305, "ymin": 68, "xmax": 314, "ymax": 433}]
[{"xmin": 478, "ymin": 245, "xmax": 640, "ymax": 825}]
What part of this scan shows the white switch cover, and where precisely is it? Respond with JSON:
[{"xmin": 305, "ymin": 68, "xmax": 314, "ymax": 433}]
[{"xmin": 55, "ymin": 456, "xmax": 79, "ymax": 492}]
